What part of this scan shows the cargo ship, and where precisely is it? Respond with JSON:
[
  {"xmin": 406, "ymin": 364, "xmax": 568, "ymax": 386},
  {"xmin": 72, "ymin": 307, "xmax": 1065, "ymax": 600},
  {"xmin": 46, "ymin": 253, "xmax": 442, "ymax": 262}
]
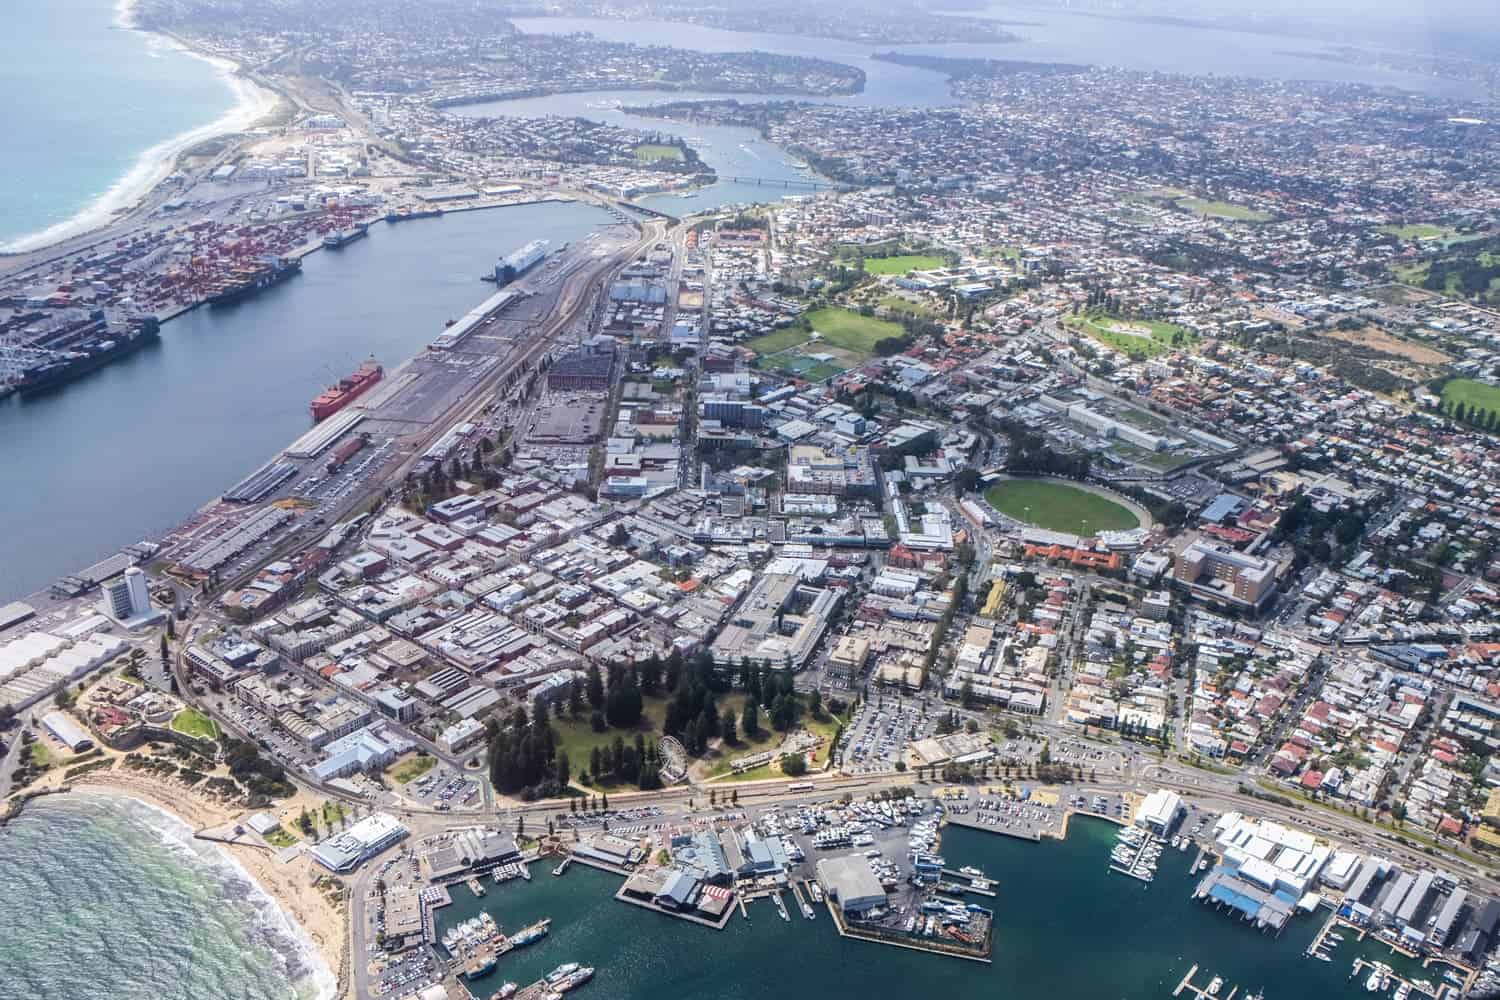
[
  {"xmin": 207, "ymin": 257, "xmax": 302, "ymax": 307},
  {"xmin": 492, "ymin": 239, "xmax": 549, "ymax": 285},
  {"xmin": 322, "ymin": 222, "xmax": 369, "ymax": 249},
  {"xmin": 14, "ymin": 317, "xmax": 161, "ymax": 396},
  {"xmin": 310, "ymin": 359, "xmax": 382, "ymax": 421},
  {"xmin": 385, "ymin": 207, "xmax": 444, "ymax": 223}
]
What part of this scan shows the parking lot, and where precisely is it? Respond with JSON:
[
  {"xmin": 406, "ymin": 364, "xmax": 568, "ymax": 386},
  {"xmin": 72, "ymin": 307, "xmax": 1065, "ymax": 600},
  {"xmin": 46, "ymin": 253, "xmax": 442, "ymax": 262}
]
[
  {"xmin": 838, "ymin": 701, "xmax": 937, "ymax": 774},
  {"xmin": 400, "ymin": 765, "xmax": 482, "ymax": 812}
]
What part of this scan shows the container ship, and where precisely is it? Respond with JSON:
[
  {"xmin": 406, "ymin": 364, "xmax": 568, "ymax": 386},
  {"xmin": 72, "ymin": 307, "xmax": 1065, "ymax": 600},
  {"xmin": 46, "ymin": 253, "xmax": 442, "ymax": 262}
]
[
  {"xmin": 492, "ymin": 239, "xmax": 549, "ymax": 285},
  {"xmin": 310, "ymin": 358, "xmax": 382, "ymax": 421},
  {"xmin": 322, "ymin": 222, "xmax": 369, "ymax": 249},
  {"xmin": 207, "ymin": 257, "xmax": 302, "ymax": 307},
  {"xmin": 14, "ymin": 317, "xmax": 161, "ymax": 396}
]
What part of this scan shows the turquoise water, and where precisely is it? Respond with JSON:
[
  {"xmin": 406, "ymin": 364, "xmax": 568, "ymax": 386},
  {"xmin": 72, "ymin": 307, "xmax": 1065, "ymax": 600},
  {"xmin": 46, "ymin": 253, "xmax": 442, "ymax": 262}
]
[
  {"xmin": 0, "ymin": 792, "xmax": 334, "ymax": 1000},
  {"xmin": 434, "ymin": 817, "xmax": 1422, "ymax": 1000},
  {"xmin": 0, "ymin": 0, "xmax": 236, "ymax": 248}
]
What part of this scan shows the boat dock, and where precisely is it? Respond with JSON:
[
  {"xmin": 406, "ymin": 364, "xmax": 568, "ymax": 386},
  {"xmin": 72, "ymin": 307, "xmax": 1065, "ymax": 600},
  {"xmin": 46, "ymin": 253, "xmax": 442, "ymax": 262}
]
[
  {"xmin": 1172, "ymin": 964, "xmax": 1248, "ymax": 1000},
  {"xmin": 939, "ymin": 869, "xmax": 997, "ymax": 897},
  {"xmin": 789, "ymin": 879, "xmax": 815, "ymax": 919}
]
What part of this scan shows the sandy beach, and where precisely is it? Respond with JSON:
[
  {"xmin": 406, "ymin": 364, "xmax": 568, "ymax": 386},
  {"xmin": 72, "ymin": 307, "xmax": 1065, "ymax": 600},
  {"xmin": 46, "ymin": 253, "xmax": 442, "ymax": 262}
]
[
  {"xmin": 33, "ymin": 765, "xmax": 349, "ymax": 999},
  {"xmin": 0, "ymin": 0, "xmax": 283, "ymax": 255}
]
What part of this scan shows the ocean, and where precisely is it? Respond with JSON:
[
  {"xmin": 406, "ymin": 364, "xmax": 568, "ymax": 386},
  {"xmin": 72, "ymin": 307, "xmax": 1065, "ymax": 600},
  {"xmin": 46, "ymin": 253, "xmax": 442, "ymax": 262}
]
[
  {"xmin": 0, "ymin": 792, "xmax": 334, "ymax": 1000},
  {"xmin": 0, "ymin": 0, "xmax": 245, "ymax": 251}
]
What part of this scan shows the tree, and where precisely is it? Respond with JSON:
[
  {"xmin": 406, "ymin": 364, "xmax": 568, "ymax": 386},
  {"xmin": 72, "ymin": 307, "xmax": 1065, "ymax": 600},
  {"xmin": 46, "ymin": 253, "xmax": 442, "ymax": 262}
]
[
  {"xmin": 742, "ymin": 699, "xmax": 761, "ymax": 739},
  {"xmin": 590, "ymin": 710, "xmax": 607, "ymax": 733},
  {"xmin": 781, "ymin": 752, "xmax": 808, "ymax": 777},
  {"xmin": 586, "ymin": 663, "xmax": 605, "ymax": 709},
  {"xmin": 589, "ymin": 745, "xmax": 604, "ymax": 783},
  {"xmin": 568, "ymin": 679, "xmax": 585, "ymax": 719},
  {"xmin": 722, "ymin": 712, "xmax": 738, "ymax": 745},
  {"xmin": 556, "ymin": 750, "xmax": 571, "ymax": 789},
  {"xmin": 600, "ymin": 792, "xmax": 609, "ymax": 812}
]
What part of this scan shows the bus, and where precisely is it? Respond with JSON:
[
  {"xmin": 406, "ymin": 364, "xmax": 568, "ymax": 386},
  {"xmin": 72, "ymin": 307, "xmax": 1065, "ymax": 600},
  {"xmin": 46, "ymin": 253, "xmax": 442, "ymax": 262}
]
[{"xmin": 787, "ymin": 782, "xmax": 815, "ymax": 793}]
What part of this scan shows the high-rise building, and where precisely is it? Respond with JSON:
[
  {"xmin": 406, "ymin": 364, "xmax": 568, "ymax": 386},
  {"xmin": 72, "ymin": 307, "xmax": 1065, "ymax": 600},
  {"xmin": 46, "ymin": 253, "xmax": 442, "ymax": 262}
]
[{"xmin": 102, "ymin": 566, "xmax": 153, "ymax": 620}]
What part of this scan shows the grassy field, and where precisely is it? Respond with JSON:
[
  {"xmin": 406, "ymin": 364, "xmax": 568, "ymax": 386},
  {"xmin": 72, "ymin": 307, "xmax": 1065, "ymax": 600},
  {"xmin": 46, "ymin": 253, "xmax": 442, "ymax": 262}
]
[
  {"xmin": 1177, "ymin": 197, "xmax": 1273, "ymax": 223},
  {"xmin": 553, "ymin": 698, "xmax": 668, "ymax": 788},
  {"xmin": 170, "ymin": 708, "xmax": 220, "ymax": 741},
  {"xmin": 1066, "ymin": 312, "xmax": 1196, "ymax": 358},
  {"xmin": 984, "ymin": 479, "xmax": 1140, "ymax": 534},
  {"xmin": 759, "ymin": 351, "xmax": 846, "ymax": 382},
  {"xmin": 264, "ymin": 828, "xmax": 299, "ymax": 848},
  {"xmin": 879, "ymin": 293, "xmax": 937, "ymax": 318},
  {"xmin": 1379, "ymin": 223, "xmax": 1452, "ymax": 241},
  {"xmin": 802, "ymin": 307, "xmax": 904, "ymax": 357},
  {"xmin": 745, "ymin": 326, "xmax": 814, "ymax": 355},
  {"xmin": 1441, "ymin": 378, "xmax": 1500, "ymax": 416},
  {"xmin": 633, "ymin": 143, "xmax": 684, "ymax": 162},
  {"xmin": 388, "ymin": 752, "xmax": 437, "ymax": 785},
  {"xmin": 863, "ymin": 254, "xmax": 944, "ymax": 275}
]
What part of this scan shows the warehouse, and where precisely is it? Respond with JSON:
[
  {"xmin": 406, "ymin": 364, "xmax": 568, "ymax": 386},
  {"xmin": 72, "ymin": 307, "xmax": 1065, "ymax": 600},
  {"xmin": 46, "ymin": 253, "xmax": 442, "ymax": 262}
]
[
  {"xmin": 816, "ymin": 854, "xmax": 887, "ymax": 918},
  {"xmin": 41, "ymin": 710, "xmax": 94, "ymax": 752}
]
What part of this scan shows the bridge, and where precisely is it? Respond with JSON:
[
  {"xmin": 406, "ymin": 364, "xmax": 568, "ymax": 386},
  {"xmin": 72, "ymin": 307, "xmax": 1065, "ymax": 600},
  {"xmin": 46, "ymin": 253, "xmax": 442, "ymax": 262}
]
[{"xmin": 722, "ymin": 175, "xmax": 843, "ymax": 191}]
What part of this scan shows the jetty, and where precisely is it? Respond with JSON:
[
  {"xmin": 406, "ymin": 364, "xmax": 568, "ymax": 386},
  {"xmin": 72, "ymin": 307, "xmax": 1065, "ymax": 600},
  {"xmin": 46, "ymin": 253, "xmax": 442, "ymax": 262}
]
[{"xmin": 1172, "ymin": 964, "xmax": 1248, "ymax": 1000}]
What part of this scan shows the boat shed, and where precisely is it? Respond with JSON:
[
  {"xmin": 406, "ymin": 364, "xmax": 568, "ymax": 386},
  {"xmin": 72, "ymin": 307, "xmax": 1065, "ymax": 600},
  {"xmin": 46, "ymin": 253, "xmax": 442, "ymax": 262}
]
[{"xmin": 816, "ymin": 855, "xmax": 887, "ymax": 916}]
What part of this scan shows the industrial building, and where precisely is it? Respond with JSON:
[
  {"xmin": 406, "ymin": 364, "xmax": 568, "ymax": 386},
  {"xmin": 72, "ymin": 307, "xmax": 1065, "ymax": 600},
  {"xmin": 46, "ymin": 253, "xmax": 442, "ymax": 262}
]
[
  {"xmin": 1135, "ymin": 789, "xmax": 1184, "ymax": 836},
  {"xmin": 816, "ymin": 854, "xmax": 888, "ymax": 917},
  {"xmin": 41, "ymin": 710, "xmax": 94, "ymax": 752}
]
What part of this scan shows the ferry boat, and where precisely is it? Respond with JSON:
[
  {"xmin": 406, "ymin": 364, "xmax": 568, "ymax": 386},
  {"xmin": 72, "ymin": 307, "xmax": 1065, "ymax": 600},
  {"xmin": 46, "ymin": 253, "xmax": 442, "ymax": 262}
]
[{"xmin": 959, "ymin": 866, "xmax": 984, "ymax": 878}]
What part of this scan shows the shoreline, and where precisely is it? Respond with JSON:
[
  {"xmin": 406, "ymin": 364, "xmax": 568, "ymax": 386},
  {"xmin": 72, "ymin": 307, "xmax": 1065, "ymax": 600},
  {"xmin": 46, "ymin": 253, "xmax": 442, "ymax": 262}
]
[
  {"xmin": 0, "ymin": 0, "xmax": 283, "ymax": 255},
  {"xmin": 38, "ymin": 769, "xmax": 347, "ymax": 999}
]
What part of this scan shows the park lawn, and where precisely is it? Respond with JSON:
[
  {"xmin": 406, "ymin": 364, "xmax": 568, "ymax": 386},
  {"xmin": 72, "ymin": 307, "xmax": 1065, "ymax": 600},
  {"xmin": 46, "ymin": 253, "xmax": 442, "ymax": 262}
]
[
  {"xmin": 170, "ymin": 708, "xmax": 220, "ymax": 741},
  {"xmin": 745, "ymin": 326, "xmax": 813, "ymax": 356},
  {"xmin": 1176, "ymin": 197, "xmax": 1273, "ymax": 223},
  {"xmin": 552, "ymin": 697, "xmax": 668, "ymax": 788},
  {"xmin": 1379, "ymin": 223, "xmax": 1452, "ymax": 241},
  {"xmin": 1066, "ymin": 311, "xmax": 1196, "ymax": 358},
  {"xmin": 264, "ymin": 828, "xmax": 299, "ymax": 848},
  {"xmin": 28, "ymin": 742, "xmax": 53, "ymax": 768},
  {"xmin": 879, "ymin": 293, "xmax": 937, "ymax": 318},
  {"xmin": 387, "ymin": 752, "xmax": 437, "ymax": 785},
  {"xmin": 984, "ymin": 479, "xmax": 1140, "ymax": 534},
  {"xmin": 863, "ymin": 254, "xmax": 944, "ymax": 275},
  {"xmin": 1441, "ymin": 378, "xmax": 1500, "ymax": 417},
  {"xmin": 633, "ymin": 143, "xmax": 684, "ymax": 162},
  {"xmin": 803, "ymin": 307, "xmax": 904, "ymax": 358},
  {"xmin": 760, "ymin": 349, "xmax": 847, "ymax": 383}
]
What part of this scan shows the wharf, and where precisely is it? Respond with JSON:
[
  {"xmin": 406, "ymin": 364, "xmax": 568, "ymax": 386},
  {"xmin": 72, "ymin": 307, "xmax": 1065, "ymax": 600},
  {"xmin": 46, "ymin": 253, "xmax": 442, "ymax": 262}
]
[
  {"xmin": 822, "ymin": 897, "xmax": 992, "ymax": 964},
  {"xmin": 942, "ymin": 811, "xmax": 1041, "ymax": 842},
  {"xmin": 611, "ymin": 884, "xmax": 735, "ymax": 930}
]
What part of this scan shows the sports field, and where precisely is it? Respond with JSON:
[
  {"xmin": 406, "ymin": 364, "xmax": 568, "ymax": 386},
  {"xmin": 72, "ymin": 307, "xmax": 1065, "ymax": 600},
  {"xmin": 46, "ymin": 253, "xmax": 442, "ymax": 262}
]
[
  {"xmin": 1442, "ymin": 378, "xmax": 1500, "ymax": 416},
  {"xmin": 1066, "ymin": 312, "xmax": 1196, "ymax": 358},
  {"xmin": 1379, "ymin": 223, "xmax": 1451, "ymax": 241},
  {"xmin": 1177, "ymin": 197, "xmax": 1273, "ymax": 223},
  {"xmin": 863, "ymin": 254, "xmax": 944, "ymax": 275},
  {"xmin": 984, "ymin": 479, "xmax": 1140, "ymax": 534},
  {"xmin": 633, "ymin": 143, "xmax": 684, "ymax": 162}
]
